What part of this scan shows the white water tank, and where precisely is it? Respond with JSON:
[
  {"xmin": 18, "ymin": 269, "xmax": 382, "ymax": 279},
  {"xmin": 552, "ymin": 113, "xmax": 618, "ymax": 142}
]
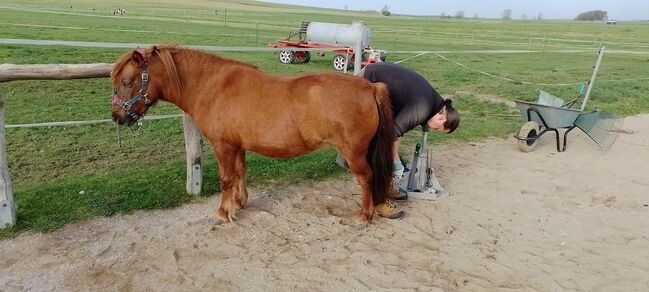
[{"xmin": 305, "ymin": 21, "xmax": 372, "ymax": 48}]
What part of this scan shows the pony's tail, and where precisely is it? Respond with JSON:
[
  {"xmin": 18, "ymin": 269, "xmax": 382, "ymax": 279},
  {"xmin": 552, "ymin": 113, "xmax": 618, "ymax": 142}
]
[{"xmin": 367, "ymin": 82, "xmax": 395, "ymax": 205}]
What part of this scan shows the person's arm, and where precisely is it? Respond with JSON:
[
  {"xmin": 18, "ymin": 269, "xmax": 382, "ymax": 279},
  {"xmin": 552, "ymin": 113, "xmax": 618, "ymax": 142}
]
[
  {"xmin": 392, "ymin": 138, "xmax": 401, "ymax": 162},
  {"xmin": 393, "ymin": 98, "xmax": 432, "ymax": 138}
]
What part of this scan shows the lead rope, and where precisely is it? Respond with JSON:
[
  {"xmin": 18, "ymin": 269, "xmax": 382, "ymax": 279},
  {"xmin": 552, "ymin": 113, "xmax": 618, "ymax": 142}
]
[
  {"xmin": 115, "ymin": 121, "xmax": 145, "ymax": 149},
  {"xmin": 128, "ymin": 120, "xmax": 145, "ymax": 136},
  {"xmin": 116, "ymin": 123, "xmax": 122, "ymax": 148}
]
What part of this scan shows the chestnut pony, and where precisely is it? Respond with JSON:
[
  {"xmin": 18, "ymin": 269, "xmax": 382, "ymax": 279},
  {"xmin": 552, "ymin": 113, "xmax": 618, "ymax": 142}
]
[{"xmin": 111, "ymin": 46, "xmax": 394, "ymax": 225}]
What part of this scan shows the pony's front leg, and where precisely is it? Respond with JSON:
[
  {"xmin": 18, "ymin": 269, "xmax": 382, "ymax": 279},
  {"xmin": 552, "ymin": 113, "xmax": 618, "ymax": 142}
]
[
  {"xmin": 212, "ymin": 144, "xmax": 242, "ymax": 225},
  {"xmin": 234, "ymin": 150, "xmax": 249, "ymax": 209}
]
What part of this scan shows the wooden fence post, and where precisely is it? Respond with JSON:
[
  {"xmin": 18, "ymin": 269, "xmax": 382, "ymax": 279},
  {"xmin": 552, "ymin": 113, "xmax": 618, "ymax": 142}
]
[
  {"xmin": 183, "ymin": 113, "xmax": 203, "ymax": 195},
  {"xmin": 0, "ymin": 89, "xmax": 17, "ymax": 229}
]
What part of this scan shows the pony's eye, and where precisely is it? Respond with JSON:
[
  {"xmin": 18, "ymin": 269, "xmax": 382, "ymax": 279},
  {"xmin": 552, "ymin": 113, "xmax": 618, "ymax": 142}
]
[{"xmin": 122, "ymin": 80, "xmax": 133, "ymax": 88}]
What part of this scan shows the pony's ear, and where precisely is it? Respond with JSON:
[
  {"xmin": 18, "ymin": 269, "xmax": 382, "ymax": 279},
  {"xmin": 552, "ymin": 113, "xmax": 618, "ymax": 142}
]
[{"xmin": 131, "ymin": 49, "xmax": 147, "ymax": 67}]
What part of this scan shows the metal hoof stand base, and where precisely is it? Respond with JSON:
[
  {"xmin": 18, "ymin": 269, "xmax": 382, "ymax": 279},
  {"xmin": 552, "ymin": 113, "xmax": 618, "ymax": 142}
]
[
  {"xmin": 401, "ymin": 181, "xmax": 450, "ymax": 201},
  {"xmin": 398, "ymin": 126, "xmax": 450, "ymax": 201}
]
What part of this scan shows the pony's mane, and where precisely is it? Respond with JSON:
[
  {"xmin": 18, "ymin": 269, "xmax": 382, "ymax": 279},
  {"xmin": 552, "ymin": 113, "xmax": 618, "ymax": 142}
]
[
  {"xmin": 111, "ymin": 45, "xmax": 182, "ymax": 98},
  {"xmin": 155, "ymin": 46, "xmax": 182, "ymax": 98},
  {"xmin": 111, "ymin": 45, "xmax": 258, "ymax": 98},
  {"xmin": 191, "ymin": 49, "xmax": 259, "ymax": 71},
  {"xmin": 110, "ymin": 52, "xmax": 134, "ymax": 83}
]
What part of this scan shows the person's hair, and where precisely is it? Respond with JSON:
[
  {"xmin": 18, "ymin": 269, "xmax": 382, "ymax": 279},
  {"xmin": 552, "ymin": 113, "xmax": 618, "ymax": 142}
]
[{"xmin": 443, "ymin": 99, "xmax": 460, "ymax": 133}]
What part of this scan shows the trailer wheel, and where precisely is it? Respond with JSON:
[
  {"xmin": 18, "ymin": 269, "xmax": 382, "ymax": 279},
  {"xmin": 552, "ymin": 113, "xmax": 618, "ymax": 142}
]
[
  {"xmin": 517, "ymin": 121, "xmax": 540, "ymax": 152},
  {"xmin": 332, "ymin": 54, "xmax": 348, "ymax": 71},
  {"xmin": 278, "ymin": 50, "xmax": 295, "ymax": 64},
  {"xmin": 295, "ymin": 51, "xmax": 311, "ymax": 63}
]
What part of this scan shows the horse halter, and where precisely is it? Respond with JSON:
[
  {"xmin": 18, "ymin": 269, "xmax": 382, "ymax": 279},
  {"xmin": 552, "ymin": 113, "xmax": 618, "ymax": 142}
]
[{"xmin": 112, "ymin": 48, "xmax": 153, "ymax": 121}]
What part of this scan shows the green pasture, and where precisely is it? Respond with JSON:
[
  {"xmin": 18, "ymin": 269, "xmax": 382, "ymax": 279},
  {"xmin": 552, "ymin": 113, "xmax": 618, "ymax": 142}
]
[{"xmin": 1, "ymin": 0, "xmax": 648, "ymax": 238}]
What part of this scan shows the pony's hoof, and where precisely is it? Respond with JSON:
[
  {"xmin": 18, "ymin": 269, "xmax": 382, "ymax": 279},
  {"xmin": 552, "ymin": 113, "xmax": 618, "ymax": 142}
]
[
  {"xmin": 343, "ymin": 214, "xmax": 371, "ymax": 230},
  {"xmin": 339, "ymin": 217, "xmax": 368, "ymax": 230},
  {"xmin": 353, "ymin": 213, "xmax": 371, "ymax": 225},
  {"xmin": 352, "ymin": 223, "xmax": 368, "ymax": 231},
  {"xmin": 209, "ymin": 218, "xmax": 226, "ymax": 226}
]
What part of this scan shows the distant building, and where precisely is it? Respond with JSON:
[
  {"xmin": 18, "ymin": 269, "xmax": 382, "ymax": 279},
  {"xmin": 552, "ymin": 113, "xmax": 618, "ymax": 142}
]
[{"xmin": 606, "ymin": 20, "xmax": 617, "ymax": 24}]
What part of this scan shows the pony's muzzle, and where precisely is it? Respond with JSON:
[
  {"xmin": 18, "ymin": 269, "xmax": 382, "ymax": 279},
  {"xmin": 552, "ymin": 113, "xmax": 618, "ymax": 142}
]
[{"xmin": 112, "ymin": 110, "xmax": 135, "ymax": 126}]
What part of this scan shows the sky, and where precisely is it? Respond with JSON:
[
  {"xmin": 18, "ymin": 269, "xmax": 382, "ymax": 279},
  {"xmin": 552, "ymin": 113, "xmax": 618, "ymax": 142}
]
[{"xmin": 260, "ymin": 0, "xmax": 648, "ymax": 21}]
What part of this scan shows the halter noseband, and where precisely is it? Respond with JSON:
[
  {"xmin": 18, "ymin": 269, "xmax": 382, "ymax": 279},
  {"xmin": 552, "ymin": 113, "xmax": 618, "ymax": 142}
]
[{"xmin": 112, "ymin": 48, "xmax": 153, "ymax": 121}]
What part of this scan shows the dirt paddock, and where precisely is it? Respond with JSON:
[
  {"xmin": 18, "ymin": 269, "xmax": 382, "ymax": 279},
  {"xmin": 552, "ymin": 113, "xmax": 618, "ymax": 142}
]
[{"xmin": 1, "ymin": 115, "xmax": 648, "ymax": 291}]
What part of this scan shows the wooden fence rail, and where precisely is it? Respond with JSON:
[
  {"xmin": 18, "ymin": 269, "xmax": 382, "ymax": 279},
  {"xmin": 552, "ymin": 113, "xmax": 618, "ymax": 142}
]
[
  {"xmin": 0, "ymin": 63, "xmax": 113, "ymax": 82},
  {"xmin": 0, "ymin": 63, "xmax": 204, "ymax": 229}
]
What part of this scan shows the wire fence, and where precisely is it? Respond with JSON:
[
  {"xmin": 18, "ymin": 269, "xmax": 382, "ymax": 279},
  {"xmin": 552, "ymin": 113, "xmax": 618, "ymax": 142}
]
[
  {"xmin": 5, "ymin": 114, "xmax": 183, "ymax": 129},
  {"xmin": 2, "ymin": 38, "xmax": 649, "ymax": 130}
]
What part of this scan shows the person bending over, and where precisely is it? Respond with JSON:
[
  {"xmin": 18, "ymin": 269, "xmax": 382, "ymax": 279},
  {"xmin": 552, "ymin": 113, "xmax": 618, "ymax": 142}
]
[{"xmin": 360, "ymin": 62, "xmax": 460, "ymax": 219}]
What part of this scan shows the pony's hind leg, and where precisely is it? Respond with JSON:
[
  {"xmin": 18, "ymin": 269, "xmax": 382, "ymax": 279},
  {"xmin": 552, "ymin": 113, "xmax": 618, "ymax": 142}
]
[
  {"xmin": 212, "ymin": 144, "xmax": 243, "ymax": 224},
  {"xmin": 339, "ymin": 150, "xmax": 375, "ymax": 225}
]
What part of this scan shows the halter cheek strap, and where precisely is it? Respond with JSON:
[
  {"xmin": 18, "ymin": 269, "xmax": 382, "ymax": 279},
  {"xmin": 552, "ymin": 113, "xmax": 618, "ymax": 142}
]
[{"xmin": 112, "ymin": 49, "xmax": 153, "ymax": 121}]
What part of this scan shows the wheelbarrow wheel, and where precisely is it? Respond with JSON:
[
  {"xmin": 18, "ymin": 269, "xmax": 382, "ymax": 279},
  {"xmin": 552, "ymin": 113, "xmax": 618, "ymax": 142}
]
[{"xmin": 517, "ymin": 121, "xmax": 540, "ymax": 152}]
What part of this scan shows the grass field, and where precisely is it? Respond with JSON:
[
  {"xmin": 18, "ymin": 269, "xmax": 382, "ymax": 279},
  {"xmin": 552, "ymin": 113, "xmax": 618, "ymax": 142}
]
[{"xmin": 1, "ymin": 0, "xmax": 648, "ymax": 238}]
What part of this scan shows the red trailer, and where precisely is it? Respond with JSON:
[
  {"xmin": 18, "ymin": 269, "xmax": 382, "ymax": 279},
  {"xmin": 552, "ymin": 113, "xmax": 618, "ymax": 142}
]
[{"xmin": 268, "ymin": 22, "xmax": 387, "ymax": 71}]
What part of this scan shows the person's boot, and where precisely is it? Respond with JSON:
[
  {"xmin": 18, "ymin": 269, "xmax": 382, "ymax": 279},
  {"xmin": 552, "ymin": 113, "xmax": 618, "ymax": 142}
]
[
  {"xmin": 375, "ymin": 201, "xmax": 405, "ymax": 219},
  {"xmin": 390, "ymin": 175, "xmax": 408, "ymax": 201},
  {"xmin": 391, "ymin": 162, "xmax": 408, "ymax": 201}
]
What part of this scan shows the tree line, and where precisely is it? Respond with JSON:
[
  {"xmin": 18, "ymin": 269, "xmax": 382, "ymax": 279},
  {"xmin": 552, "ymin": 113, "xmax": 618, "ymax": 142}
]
[{"xmin": 378, "ymin": 5, "xmax": 608, "ymax": 21}]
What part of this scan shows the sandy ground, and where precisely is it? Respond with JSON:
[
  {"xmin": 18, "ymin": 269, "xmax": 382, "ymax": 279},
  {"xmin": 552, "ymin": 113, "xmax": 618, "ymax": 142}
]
[{"xmin": 1, "ymin": 115, "xmax": 648, "ymax": 291}]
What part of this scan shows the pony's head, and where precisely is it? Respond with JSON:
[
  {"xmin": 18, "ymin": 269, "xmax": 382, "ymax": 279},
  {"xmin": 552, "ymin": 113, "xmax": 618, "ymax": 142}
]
[{"xmin": 110, "ymin": 46, "xmax": 181, "ymax": 126}]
